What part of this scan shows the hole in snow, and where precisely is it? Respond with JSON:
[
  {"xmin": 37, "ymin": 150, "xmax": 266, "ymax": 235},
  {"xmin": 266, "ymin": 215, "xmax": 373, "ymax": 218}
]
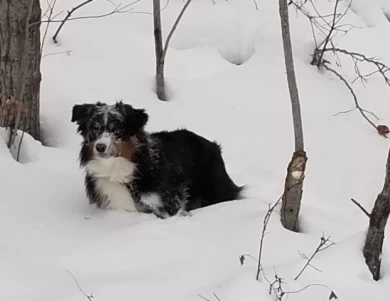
[{"xmin": 218, "ymin": 43, "xmax": 255, "ymax": 66}]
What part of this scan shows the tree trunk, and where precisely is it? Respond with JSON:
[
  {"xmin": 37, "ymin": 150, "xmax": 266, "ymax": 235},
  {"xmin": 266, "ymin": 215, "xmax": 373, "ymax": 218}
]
[
  {"xmin": 0, "ymin": 0, "xmax": 42, "ymax": 141},
  {"xmin": 152, "ymin": 0, "xmax": 166, "ymax": 101},
  {"xmin": 279, "ymin": 0, "xmax": 307, "ymax": 232},
  {"xmin": 363, "ymin": 147, "xmax": 390, "ymax": 281}
]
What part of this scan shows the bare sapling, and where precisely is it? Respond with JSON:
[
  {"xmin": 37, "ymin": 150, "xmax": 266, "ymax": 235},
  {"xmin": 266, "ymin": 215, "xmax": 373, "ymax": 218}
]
[
  {"xmin": 152, "ymin": 0, "xmax": 193, "ymax": 101},
  {"xmin": 279, "ymin": 0, "xmax": 308, "ymax": 232}
]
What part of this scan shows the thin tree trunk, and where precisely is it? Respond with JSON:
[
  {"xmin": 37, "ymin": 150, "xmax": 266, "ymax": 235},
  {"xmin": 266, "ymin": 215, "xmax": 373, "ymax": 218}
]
[
  {"xmin": 0, "ymin": 0, "xmax": 42, "ymax": 141},
  {"xmin": 363, "ymin": 147, "xmax": 390, "ymax": 281},
  {"xmin": 152, "ymin": 0, "xmax": 166, "ymax": 101},
  {"xmin": 279, "ymin": 0, "xmax": 307, "ymax": 232}
]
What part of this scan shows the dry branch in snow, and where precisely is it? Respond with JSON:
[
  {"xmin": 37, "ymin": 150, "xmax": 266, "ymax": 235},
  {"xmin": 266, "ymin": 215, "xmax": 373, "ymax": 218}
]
[
  {"xmin": 294, "ymin": 234, "xmax": 335, "ymax": 280},
  {"xmin": 256, "ymin": 196, "xmax": 282, "ymax": 281},
  {"xmin": 66, "ymin": 270, "xmax": 94, "ymax": 301},
  {"xmin": 291, "ymin": 0, "xmax": 390, "ymax": 137}
]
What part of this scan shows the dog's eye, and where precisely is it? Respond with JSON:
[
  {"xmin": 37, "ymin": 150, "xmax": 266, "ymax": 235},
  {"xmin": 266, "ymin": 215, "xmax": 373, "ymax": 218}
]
[{"xmin": 114, "ymin": 129, "xmax": 121, "ymax": 136}]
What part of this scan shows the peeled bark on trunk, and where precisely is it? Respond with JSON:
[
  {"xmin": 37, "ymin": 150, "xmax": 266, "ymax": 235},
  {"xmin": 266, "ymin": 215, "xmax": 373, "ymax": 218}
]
[
  {"xmin": 152, "ymin": 0, "xmax": 166, "ymax": 101},
  {"xmin": 279, "ymin": 0, "xmax": 307, "ymax": 232},
  {"xmin": 0, "ymin": 0, "xmax": 42, "ymax": 141},
  {"xmin": 281, "ymin": 151, "xmax": 307, "ymax": 232},
  {"xmin": 363, "ymin": 147, "xmax": 390, "ymax": 281}
]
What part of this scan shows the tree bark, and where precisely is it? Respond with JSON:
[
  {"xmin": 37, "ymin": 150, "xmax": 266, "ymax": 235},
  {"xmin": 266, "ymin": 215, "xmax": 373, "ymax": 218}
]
[
  {"xmin": 0, "ymin": 0, "xmax": 42, "ymax": 141},
  {"xmin": 152, "ymin": 0, "xmax": 166, "ymax": 101},
  {"xmin": 363, "ymin": 147, "xmax": 390, "ymax": 281},
  {"xmin": 279, "ymin": 0, "xmax": 307, "ymax": 232}
]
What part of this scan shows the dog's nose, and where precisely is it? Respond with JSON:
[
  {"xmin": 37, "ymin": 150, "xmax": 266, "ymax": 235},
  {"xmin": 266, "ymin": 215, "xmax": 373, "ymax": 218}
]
[{"xmin": 95, "ymin": 143, "xmax": 107, "ymax": 153}]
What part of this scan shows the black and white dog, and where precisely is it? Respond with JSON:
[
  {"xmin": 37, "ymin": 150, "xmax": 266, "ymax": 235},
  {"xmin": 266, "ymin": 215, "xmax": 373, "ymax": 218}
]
[{"xmin": 71, "ymin": 101, "xmax": 244, "ymax": 219}]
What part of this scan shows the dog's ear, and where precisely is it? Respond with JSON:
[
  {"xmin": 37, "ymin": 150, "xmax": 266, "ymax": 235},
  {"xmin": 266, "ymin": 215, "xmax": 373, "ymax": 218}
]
[
  {"xmin": 116, "ymin": 102, "xmax": 149, "ymax": 134},
  {"xmin": 71, "ymin": 104, "xmax": 95, "ymax": 124},
  {"xmin": 128, "ymin": 107, "xmax": 149, "ymax": 131}
]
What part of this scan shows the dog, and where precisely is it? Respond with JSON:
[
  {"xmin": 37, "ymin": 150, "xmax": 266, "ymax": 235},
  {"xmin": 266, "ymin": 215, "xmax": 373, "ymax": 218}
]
[{"xmin": 71, "ymin": 101, "xmax": 245, "ymax": 219}]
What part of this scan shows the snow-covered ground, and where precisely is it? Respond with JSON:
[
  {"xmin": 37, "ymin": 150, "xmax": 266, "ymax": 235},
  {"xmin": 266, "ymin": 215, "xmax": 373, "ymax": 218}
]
[{"xmin": 2, "ymin": 0, "xmax": 390, "ymax": 300}]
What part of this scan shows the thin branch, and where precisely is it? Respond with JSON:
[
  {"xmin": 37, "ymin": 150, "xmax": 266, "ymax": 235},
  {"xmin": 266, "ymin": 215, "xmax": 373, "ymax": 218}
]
[
  {"xmin": 198, "ymin": 293, "xmax": 221, "ymax": 301},
  {"xmin": 256, "ymin": 195, "xmax": 282, "ymax": 281},
  {"xmin": 323, "ymin": 47, "xmax": 390, "ymax": 87},
  {"xmin": 162, "ymin": 0, "xmax": 193, "ymax": 62},
  {"xmin": 317, "ymin": 0, "xmax": 340, "ymax": 65},
  {"xmin": 294, "ymin": 234, "xmax": 335, "ymax": 280},
  {"xmin": 49, "ymin": 0, "xmax": 144, "ymax": 41},
  {"xmin": 41, "ymin": 0, "xmax": 57, "ymax": 54},
  {"xmin": 323, "ymin": 64, "xmax": 386, "ymax": 137},
  {"xmin": 287, "ymin": 283, "xmax": 338, "ymax": 300},
  {"xmin": 65, "ymin": 270, "xmax": 94, "ymax": 301},
  {"xmin": 351, "ymin": 198, "xmax": 371, "ymax": 218},
  {"xmin": 52, "ymin": 0, "xmax": 95, "ymax": 43},
  {"xmin": 42, "ymin": 50, "xmax": 72, "ymax": 58}
]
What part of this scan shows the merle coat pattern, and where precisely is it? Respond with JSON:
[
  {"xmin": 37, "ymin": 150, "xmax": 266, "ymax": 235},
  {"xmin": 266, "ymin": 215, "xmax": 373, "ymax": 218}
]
[{"xmin": 71, "ymin": 101, "xmax": 244, "ymax": 219}]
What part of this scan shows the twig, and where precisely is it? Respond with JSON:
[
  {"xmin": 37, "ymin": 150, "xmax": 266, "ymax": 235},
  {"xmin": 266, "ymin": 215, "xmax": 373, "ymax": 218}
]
[
  {"xmin": 294, "ymin": 234, "xmax": 335, "ymax": 280},
  {"xmin": 41, "ymin": 0, "xmax": 57, "ymax": 54},
  {"xmin": 316, "ymin": 0, "xmax": 340, "ymax": 65},
  {"xmin": 50, "ymin": 0, "xmax": 144, "ymax": 42},
  {"xmin": 239, "ymin": 253, "xmax": 257, "ymax": 266},
  {"xmin": 351, "ymin": 198, "xmax": 371, "ymax": 218},
  {"xmin": 65, "ymin": 270, "xmax": 94, "ymax": 301},
  {"xmin": 256, "ymin": 195, "xmax": 282, "ymax": 281},
  {"xmin": 323, "ymin": 64, "xmax": 386, "ymax": 137},
  {"xmin": 198, "ymin": 293, "xmax": 221, "ymax": 301},
  {"xmin": 162, "ymin": 0, "xmax": 193, "ymax": 62},
  {"xmin": 42, "ymin": 50, "xmax": 72, "ymax": 58},
  {"xmin": 323, "ymin": 47, "xmax": 390, "ymax": 87},
  {"xmin": 52, "ymin": 0, "xmax": 95, "ymax": 43},
  {"xmin": 287, "ymin": 283, "xmax": 338, "ymax": 300}
]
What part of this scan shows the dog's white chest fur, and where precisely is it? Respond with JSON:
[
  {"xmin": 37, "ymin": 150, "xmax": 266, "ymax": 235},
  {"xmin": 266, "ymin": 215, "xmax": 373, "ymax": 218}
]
[{"xmin": 86, "ymin": 157, "xmax": 137, "ymax": 211}]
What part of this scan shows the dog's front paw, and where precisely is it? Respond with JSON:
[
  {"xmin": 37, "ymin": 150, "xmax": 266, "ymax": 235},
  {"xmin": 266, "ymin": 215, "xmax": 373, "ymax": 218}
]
[{"xmin": 177, "ymin": 209, "xmax": 192, "ymax": 218}]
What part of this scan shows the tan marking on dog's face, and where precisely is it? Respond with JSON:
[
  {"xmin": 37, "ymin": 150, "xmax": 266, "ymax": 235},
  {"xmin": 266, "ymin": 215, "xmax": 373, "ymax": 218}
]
[{"xmin": 115, "ymin": 139, "xmax": 137, "ymax": 161}]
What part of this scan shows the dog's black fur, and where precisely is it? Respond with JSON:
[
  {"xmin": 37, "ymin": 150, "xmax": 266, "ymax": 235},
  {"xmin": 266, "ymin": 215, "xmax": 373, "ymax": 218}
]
[{"xmin": 71, "ymin": 101, "xmax": 244, "ymax": 218}]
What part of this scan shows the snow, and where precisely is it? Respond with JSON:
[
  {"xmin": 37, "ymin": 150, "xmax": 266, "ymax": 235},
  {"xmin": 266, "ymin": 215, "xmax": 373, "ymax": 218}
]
[{"xmin": 2, "ymin": 0, "xmax": 390, "ymax": 300}]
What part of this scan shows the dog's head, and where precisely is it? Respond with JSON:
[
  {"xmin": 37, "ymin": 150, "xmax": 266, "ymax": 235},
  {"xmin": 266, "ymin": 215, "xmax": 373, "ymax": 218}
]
[{"xmin": 71, "ymin": 101, "xmax": 148, "ymax": 159}]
